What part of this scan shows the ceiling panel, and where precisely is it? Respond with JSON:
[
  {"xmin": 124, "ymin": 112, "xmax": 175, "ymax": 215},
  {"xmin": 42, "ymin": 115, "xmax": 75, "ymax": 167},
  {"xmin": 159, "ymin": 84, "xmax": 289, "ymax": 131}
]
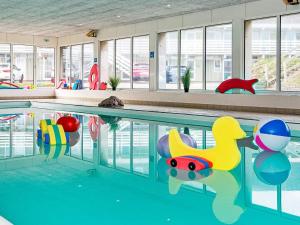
[{"xmin": 0, "ymin": 0, "xmax": 259, "ymax": 37}]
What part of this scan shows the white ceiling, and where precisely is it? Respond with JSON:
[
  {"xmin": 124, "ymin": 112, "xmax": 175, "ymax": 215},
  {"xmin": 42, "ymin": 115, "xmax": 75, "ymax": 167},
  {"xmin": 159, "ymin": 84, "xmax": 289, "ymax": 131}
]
[{"xmin": 0, "ymin": 0, "xmax": 259, "ymax": 37}]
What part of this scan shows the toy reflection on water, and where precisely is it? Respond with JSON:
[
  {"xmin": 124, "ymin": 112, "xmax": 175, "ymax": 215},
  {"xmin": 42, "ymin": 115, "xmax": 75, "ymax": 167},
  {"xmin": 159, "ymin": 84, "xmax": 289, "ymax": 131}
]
[
  {"xmin": 253, "ymin": 151, "xmax": 291, "ymax": 185},
  {"xmin": 88, "ymin": 116, "xmax": 105, "ymax": 141},
  {"xmin": 37, "ymin": 139, "xmax": 70, "ymax": 160},
  {"xmin": 157, "ymin": 157, "xmax": 245, "ymax": 225},
  {"xmin": 68, "ymin": 131, "xmax": 80, "ymax": 147}
]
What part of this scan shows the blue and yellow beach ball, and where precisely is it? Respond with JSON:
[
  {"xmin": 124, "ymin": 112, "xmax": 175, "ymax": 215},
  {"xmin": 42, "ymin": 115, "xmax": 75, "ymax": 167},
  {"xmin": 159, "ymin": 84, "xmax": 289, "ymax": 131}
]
[{"xmin": 253, "ymin": 118, "xmax": 291, "ymax": 152}]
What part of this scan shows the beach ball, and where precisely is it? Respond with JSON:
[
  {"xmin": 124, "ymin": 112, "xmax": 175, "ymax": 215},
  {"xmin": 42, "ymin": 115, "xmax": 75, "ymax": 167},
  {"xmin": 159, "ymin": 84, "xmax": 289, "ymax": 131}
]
[
  {"xmin": 57, "ymin": 116, "xmax": 80, "ymax": 132},
  {"xmin": 254, "ymin": 151, "xmax": 291, "ymax": 185},
  {"xmin": 68, "ymin": 131, "xmax": 80, "ymax": 147},
  {"xmin": 253, "ymin": 118, "xmax": 291, "ymax": 152},
  {"xmin": 157, "ymin": 133, "xmax": 197, "ymax": 158}
]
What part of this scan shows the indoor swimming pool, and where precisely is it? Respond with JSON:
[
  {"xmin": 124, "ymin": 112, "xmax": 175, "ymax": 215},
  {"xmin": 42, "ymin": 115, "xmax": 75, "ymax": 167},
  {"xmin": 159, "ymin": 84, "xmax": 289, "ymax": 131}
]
[{"xmin": 0, "ymin": 103, "xmax": 299, "ymax": 225}]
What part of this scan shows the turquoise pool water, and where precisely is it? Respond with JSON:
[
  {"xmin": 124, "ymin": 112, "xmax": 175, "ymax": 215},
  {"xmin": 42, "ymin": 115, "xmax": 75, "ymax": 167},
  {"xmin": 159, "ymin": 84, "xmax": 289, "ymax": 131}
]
[{"xmin": 0, "ymin": 106, "xmax": 300, "ymax": 225}]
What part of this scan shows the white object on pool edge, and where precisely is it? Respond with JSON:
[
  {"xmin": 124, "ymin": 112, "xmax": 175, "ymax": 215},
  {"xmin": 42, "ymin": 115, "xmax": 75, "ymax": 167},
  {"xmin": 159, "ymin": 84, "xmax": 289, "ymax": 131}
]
[{"xmin": 0, "ymin": 216, "xmax": 13, "ymax": 225}]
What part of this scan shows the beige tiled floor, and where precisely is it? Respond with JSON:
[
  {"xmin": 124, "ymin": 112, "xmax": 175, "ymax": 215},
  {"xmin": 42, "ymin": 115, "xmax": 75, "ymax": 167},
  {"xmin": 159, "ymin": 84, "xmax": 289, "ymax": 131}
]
[{"xmin": 32, "ymin": 98, "xmax": 300, "ymax": 123}]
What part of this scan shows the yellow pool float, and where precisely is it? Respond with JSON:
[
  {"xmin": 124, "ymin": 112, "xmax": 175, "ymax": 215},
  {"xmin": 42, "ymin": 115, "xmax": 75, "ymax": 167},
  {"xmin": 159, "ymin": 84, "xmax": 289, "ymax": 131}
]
[{"xmin": 169, "ymin": 116, "xmax": 246, "ymax": 171}]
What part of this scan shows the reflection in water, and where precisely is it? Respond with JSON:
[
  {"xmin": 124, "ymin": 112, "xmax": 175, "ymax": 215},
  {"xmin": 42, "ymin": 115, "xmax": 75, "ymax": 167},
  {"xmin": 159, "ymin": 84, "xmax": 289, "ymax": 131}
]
[
  {"xmin": 0, "ymin": 111, "xmax": 300, "ymax": 224},
  {"xmin": 158, "ymin": 157, "xmax": 245, "ymax": 224},
  {"xmin": 254, "ymin": 151, "xmax": 291, "ymax": 185},
  {"xmin": 37, "ymin": 139, "xmax": 70, "ymax": 160},
  {"xmin": 69, "ymin": 131, "xmax": 80, "ymax": 147}
]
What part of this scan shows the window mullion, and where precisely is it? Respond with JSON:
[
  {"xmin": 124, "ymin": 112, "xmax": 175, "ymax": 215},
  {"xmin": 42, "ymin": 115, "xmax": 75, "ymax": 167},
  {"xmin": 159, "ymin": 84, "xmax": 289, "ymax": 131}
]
[
  {"xmin": 276, "ymin": 15, "xmax": 282, "ymax": 92},
  {"xmin": 177, "ymin": 31, "xmax": 181, "ymax": 90},
  {"xmin": 203, "ymin": 27, "xmax": 207, "ymax": 90}
]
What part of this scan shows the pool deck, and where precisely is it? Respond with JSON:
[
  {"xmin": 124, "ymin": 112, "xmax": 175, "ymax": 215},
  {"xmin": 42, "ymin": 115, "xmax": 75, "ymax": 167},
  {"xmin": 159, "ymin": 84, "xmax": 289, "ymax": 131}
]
[{"xmin": 31, "ymin": 98, "xmax": 300, "ymax": 123}]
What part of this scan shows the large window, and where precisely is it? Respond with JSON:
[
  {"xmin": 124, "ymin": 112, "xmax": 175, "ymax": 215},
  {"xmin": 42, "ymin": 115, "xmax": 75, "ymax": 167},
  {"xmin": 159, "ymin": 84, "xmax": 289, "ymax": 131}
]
[
  {"xmin": 158, "ymin": 26, "xmax": 231, "ymax": 91},
  {"xmin": 181, "ymin": 28, "xmax": 203, "ymax": 89},
  {"xmin": 36, "ymin": 47, "xmax": 55, "ymax": 87},
  {"xmin": 61, "ymin": 43, "xmax": 94, "ymax": 88},
  {"xmin": 245, "ymin": 18, "xmax": 277, "ymax": 91},
  {"xmin": 71, "ymin": 45, "xmax": 82, "ymax": 86},
  {"xmin": 133, "ymin": 36, "xmax": 149, "ymax": 88},
  {"xmin": 61, "ymin": 46, "xmax": 70, "ymax": 82},
  {"xmin": 100, "ymin": 40, "xmax": 115, "ymax": 83},
  {"xmin": 281, "ymin": 14, "xmax": 300, "ymax": 91},
  {"xmin": 0, "ymin": 44, "xmax": 11, "ymax": 82},
  {"xmin": 12, "ymin": 45, "xmax": 34, "ymax": 86},
  {"xmin": 158, "ymin": 31, "xmax": 179, "ymax": 89},
  {"xmin": 102, "ymin": 36, "xmax": 149, "ymax": 89},
  {"xmin": 83, "ymin": 43, "xmax": 94, "ymax": 88},
  {"xmin": 206, "ymin": 24, "xmax": 232, "ymax": 90},
  {"xmin": 116, "ymin": 38, "xmax": 131, "ymax": 89}
]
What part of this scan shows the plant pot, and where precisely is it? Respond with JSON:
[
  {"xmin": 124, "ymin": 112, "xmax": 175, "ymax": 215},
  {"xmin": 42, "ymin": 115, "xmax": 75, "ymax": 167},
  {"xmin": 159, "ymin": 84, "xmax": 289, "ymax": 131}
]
[
  {"xmin": 184, "ymin": 89, "xmax": 189, "ymax": 93},
  {"xmin": 112, "ymin": 87, "xmax": 116, "ymax": 91}
]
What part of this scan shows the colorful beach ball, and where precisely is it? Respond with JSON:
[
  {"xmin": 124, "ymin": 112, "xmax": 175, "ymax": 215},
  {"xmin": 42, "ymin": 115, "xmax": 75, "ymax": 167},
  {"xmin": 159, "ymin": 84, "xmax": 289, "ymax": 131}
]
[
  {"xmin": 254, "ymin": 151, "xmax": 291, "ymax": 185},
  {"xmin": 157, "ymin": 133, "xmax": 197, "ymax": 158},
  {"xmin": 253, "ymin": 118, "xmax": 291, "ymax": 152}
]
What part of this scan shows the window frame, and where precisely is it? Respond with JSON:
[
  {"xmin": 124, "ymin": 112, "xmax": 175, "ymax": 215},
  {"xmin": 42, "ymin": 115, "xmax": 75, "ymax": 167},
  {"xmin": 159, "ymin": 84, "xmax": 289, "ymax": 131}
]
[
  {"xmin": 60, "ymin": 42, "xmax": 94, "ymax": 88},
  {"xmin": 157, "ymin": 23, "xmax": 233, "ymax": 91},
  {"xmin": 100, "ymin": 35, "xmax": 150, "ymax": 90}
]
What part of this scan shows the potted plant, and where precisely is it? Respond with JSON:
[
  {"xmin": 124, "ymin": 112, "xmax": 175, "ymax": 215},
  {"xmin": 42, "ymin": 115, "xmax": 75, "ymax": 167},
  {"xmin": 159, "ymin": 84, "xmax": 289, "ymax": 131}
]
[
  {"xmin": 181, "ymin": 67, "xmax": 192, "ymax": 93},
  {"xmin": 108, "ymin": 76, "xmax": 120, "ymax": 91}
]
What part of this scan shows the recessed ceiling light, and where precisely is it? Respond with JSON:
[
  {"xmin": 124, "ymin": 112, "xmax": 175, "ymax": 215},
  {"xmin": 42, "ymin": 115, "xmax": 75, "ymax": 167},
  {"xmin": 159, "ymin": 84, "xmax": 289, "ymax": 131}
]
[
  {"xmin": 116, "ymin": 15, "xmax": 121, "ymax": 18},
  {"xmin": 77, "ymin": 23, "xmax": 83, "ymax": 26},
  {"xmin": 166, "ymin": 4, "xmax": 171, "ymax": 8}
]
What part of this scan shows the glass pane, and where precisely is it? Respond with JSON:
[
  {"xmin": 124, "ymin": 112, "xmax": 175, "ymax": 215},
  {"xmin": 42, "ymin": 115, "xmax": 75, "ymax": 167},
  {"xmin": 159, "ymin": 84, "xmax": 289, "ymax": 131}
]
[
  {"xmin": 0, "ymin": 119, "xmax": 10, "ymax": 159},
  {"xmin": 281, "ymin": 14, "xmax": 300, "ymax": 91},
  {"xmin": 12, "ymin": 45, "xmax": 33, "ymax": 86},
  {"xmin": 83, "ymin": 43, "xmax": 94, "ymax": 88},
  {"xmin": 282, "ymin": 141, "xmax": 300, "ymax": 217},
  {"xmin": 0, "ymin": 44, "xmax": 11, "ymax": 82},
  {"xmin": 71, "ymin": 45, "xmax": 82, "ymax": 86},
  {"xmin": 181, "ymin": 28, "xmax": 203, "ymax": 89},
  {"xmin": 82, "ymin": 115, "xmax": 94, "ymax": 161},
  {"xmin": 116, "ymin": 38, "xmax": 131, "ymax": 89},
  {"xmin": 115, "ymin": 121, "xmax": 131, "ymax": 170},
  {"xmin": 245, "ymin": 18, "xmax": 277, "ymax": 91},
  {"xmin": 133, "ymin": 122, "xmax": 149, "ymax": 175},
  {"xmin": 11, "ymin": 115, "xmax": 34, "ymax": 157},
  {"xmin": 100, "ymin": 40, "xmax": 114, "ymax": 83},
  {"xmin": 61, "ymin": 46, "xmax": 70, "ymax": 82},
  {"xmin": 36, "ymin": 47, "xmax": 55, "ymax": 87},
  {"xmin": 206, "ymin": 24, "xmax": 232, "ymax": 90},
  {"xmin": 158, "ymin": 31, "xmax": 178, "ymax": 89},
  {"xmin": 133, "ymin": 36, "xmax": 149, "ymax": 89}
]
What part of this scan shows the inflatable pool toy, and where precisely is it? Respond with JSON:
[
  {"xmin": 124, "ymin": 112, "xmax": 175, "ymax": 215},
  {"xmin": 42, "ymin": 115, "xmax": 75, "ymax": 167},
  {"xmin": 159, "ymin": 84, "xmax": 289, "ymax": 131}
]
[
  {"xmin": 254, "ymin": 151, "xmax": 291, "ymax": 185},
  {"xmin": 237, "ymin": 136, "xmax": 259, "ymax": 150},
  {"xmin": 167, "ymin": 156, "xmax": 212, "ymax": 171},
  {"xmin": 37, "ymin": 139, "xmax": 70, "ymax": 160},
  {"xmin": 215, "ymin": 78, "xmax": 258, "ymax": 94},
  {"xmin": 169, "ymin": 116, "xmax": 246, "ymax": 171},
  {"xmin": 88, "ymin": 64, "xmax": 99, "ymax": 90},
  {"xmin": 157, "ymin": 133, "xmax": 197, "ymax": 158},
  {"xmin": 253, "ymin": 118, "xmax": 291, "ymax": 152},
  {"xmin": 57, "ymin": 116, "xmax": 80, "ymax": 132},
  {"xmin": 37, "ymin": 119, "xmax": 69, "ymax": 145},
  {"xmin": 0, "ymin": 81, "xmax": 22, "ymax": 89},
  {"xmin": 44, "ymin": 124, "xmax": 69, "ymax": 145},
  {"xmin": 168, "ymin": 169, "xmax": 245, "ymax": 224},
  {"xmin": 100, "ymin": 82, "xmax": 107, "ymax": 90},
  {"xmin": 168, "ymin": 167, "xmax": 212, "ymax": 181},
  {"xmin": 56, "ymin": 79, "xmax": 67, "ymax": 89},
  {"xmin": 38, "ymin": 119, "xmax": 56, "ymax": 140},
  {"xmin": 0, "ymin": 113, "xmax": 20, "ymax": 121},
  {"xmin": 72, "ymin": 79, "xmax": 83, "ymax": 90}
]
